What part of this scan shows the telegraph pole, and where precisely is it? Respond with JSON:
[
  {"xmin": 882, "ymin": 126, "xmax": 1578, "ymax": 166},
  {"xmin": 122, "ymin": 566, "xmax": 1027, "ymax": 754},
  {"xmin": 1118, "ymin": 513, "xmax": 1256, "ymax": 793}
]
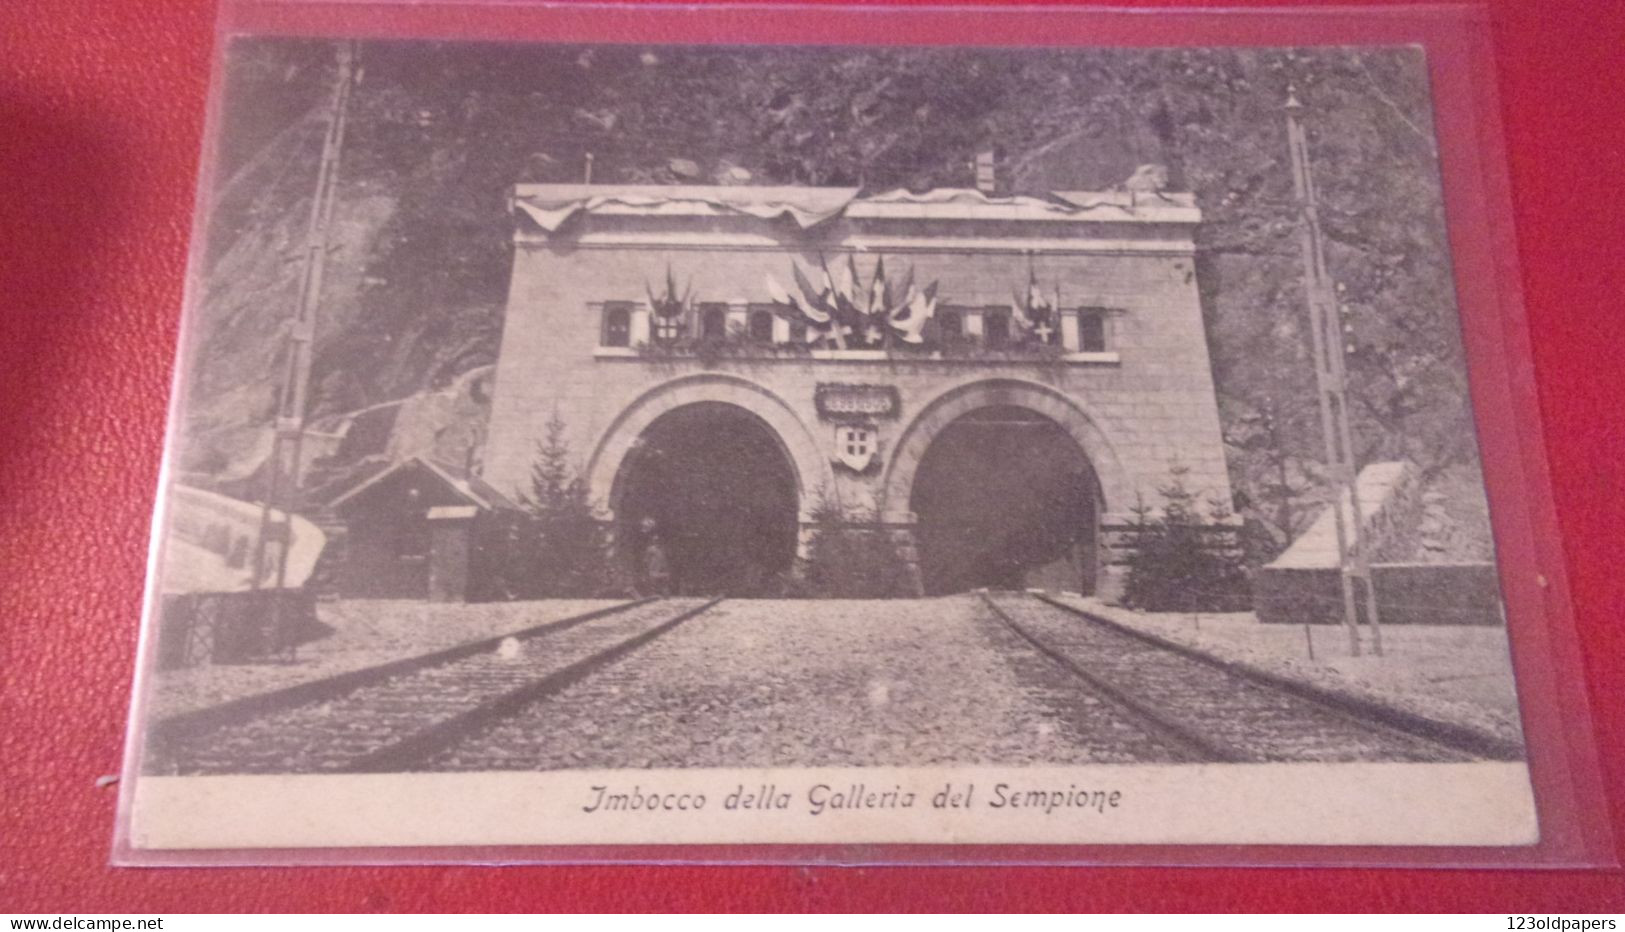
[
  {"xmin": 252, "ymin": 41, "xmax": 359, "ymax": 607},
  {"xmin": 1285, "ymin": 87, "xmax": 1384, "ymax": 657}
]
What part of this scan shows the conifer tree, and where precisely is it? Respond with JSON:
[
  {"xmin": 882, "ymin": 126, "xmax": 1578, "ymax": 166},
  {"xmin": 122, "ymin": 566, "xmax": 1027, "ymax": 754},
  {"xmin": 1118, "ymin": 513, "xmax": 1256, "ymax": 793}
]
[
  {"xmin": 798, "ymin": 493, "xmax": 916, "ymax": 598},
  {"xmin": 1123, "ymin": 464, "xmax": 1249, "ymax": 612},
  {"xmin": 510, "ymin": 412, "xmax": 610, "ymax": 597}
]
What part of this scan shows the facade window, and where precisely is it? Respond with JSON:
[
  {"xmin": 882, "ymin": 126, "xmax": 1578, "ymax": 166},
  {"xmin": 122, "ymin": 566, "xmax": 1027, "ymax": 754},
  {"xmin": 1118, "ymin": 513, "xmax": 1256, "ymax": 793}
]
[
  {"xmin": 699, "ymin": 303, "xmax": 728, "ymax": 342},
  {"xmin": 748, "ymin": 307, "xmax": 776, "ymax": 344},
  {"xmin": 1078, "ymin": 308, "xmax": 1107, "ymax": 352},
  {"xmin": 789, "ymin": 319, "xmax": 808, "ymax": 345},
  {"xmin": 982, "ymin": 307, "xmax": 1011, "ymax": 348},
  {"xmin": 602, "ymin": 302, "xmax": 632, "ymax": 347},
  {"xmin": 936, "ymin": 308, "xmax": 963, "ymax": 343}
]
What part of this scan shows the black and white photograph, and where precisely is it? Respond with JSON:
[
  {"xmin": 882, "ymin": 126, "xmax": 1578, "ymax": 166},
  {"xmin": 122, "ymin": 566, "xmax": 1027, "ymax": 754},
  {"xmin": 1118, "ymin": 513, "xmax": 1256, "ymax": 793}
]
[{"xmin": 123, "ymin": 32, "xmax": 1539, "ymax": 852}]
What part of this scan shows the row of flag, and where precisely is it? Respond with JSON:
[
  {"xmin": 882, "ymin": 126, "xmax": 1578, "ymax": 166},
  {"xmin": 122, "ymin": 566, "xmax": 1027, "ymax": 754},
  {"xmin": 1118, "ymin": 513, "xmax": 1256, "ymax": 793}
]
[
  {"xmin": 764, "ymin": 255, "xmax": 936, "ymax": 349},
  {"xmin": 646, "ymin": 259, "xmax": 1066, "ymax": 349}
]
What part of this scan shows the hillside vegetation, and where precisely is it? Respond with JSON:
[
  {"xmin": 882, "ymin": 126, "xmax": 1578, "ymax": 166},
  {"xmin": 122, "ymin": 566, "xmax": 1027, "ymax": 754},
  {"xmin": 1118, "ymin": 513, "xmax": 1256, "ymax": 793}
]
[{"xmin": 186, "ymin": 39, "xmax": 1491, "ymax": 560}]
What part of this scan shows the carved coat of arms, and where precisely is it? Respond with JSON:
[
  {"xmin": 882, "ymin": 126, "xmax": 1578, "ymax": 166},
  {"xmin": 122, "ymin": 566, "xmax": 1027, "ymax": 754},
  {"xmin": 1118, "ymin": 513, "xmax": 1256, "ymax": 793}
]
[
  {"xmin": 816, "ymin": 384, "xmax": 897, "ymax": 473},
  {"xmin": 833, "ymin": 423, "xmax": 878, "ymax": 473}
]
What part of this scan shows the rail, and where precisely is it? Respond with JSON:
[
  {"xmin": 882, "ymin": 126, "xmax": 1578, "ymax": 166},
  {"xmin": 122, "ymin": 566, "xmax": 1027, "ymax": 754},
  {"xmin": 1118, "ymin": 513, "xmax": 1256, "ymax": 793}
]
[
  {"xmin": 1028, "ymin": 592, "xmax": 1524, "ymax": 762},
  {"xmin": 345, "ymin": 597, "xmax": 724, "ymax": 772},
  {"xmin": 978, "ymin": 591, "xmax": 1246, "ymax": 763},
  {"xmin": 148, "ymin": 597, "xmax": 657, "ymax": 751}
]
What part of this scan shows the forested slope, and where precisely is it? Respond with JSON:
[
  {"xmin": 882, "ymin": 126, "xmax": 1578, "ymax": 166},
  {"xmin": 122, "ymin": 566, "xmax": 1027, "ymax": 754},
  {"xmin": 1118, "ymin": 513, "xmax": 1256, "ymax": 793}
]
[{"xmin": 185, "ymin": 39, "xmax": 1489, "ymax": 558}]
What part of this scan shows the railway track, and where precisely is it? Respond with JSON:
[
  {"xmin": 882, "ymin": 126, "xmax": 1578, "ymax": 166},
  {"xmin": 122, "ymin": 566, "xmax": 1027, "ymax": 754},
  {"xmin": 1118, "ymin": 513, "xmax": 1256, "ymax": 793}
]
[
  {"xmin": 146, "ymin": 592, "xmax": 1517, "ymax": 775},
  {"xmin": 980, "ymin": 591, "xmax": 1515, "ymax": 763},
  {"xmin": 145, "ymin": 597, "xmax": 722, "ymax": 775}
]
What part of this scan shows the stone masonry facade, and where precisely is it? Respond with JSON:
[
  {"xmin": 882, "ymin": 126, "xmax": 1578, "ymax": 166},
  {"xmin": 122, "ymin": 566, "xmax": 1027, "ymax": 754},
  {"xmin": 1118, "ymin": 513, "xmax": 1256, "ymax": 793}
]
[{"xmin": 482, "ymin": 184, "xmax": 1232, "ymax": 596}]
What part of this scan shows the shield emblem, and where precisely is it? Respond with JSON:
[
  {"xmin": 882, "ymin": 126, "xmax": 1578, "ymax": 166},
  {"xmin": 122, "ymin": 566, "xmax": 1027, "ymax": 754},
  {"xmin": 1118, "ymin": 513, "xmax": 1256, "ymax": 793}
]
[{"xmin": 834, "ymin": 424, "xmax": 877, "ymax": 473}]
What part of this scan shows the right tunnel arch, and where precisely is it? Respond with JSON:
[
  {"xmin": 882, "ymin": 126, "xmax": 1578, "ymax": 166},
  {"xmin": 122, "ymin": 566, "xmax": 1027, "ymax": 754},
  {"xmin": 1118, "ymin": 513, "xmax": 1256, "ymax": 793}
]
[{"xmin": 881, "ymin": 379, "xmax": 1131, "ymax": 596}]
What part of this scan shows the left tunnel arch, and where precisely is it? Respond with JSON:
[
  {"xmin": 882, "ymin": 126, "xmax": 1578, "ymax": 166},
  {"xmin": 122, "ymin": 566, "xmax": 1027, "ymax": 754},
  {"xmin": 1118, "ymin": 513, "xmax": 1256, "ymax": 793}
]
[
  {"xmin": 612, "ymin": 401, "xmax": 800, "ymax": 596},
  {"xmin": 585, "ymin": 373, "xmax": 833, "ymax": 523}
]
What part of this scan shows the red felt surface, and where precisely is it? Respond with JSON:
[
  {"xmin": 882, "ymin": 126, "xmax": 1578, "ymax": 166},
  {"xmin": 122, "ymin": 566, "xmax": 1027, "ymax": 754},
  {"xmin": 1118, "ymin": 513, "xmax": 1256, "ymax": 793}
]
[{"xmin": 2, "ymin": 0, "xmax": 1622, "ymax": 912}]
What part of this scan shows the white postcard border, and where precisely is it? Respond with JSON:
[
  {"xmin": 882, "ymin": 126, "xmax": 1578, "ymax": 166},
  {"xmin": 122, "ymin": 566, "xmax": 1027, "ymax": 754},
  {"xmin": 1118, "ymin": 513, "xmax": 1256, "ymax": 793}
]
[{"xmin": 130, "ymin": 762, "xmax": 1539, "ymax": 850}]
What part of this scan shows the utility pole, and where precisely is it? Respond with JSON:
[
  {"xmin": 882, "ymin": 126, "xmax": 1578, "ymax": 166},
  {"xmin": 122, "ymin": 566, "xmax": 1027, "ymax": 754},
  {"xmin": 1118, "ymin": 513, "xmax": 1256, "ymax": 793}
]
[
  {"xmin": 1285, "ymin": 86, "xmax": 1384, "ymax": 657},
  {"xmin": 252, "ymin": 41, "xmax": 359, "ymax": 618}
]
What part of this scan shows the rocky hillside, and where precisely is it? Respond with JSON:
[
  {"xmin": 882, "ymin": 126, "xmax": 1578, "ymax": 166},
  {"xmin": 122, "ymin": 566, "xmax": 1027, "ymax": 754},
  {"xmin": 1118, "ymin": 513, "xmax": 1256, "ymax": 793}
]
[{"xmin": 183, "ymin": 38, "xmax": 1490, "ymax": 559}]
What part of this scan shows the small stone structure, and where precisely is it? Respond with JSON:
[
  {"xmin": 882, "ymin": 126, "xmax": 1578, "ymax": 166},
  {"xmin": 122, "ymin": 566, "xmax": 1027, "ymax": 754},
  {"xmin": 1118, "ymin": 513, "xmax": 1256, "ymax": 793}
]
[
  {"xmin": 1253, "ymin": 462, "xmax": 1505, "ymax": 626},
  {"xmin": 320, "ymin": 455, "xmax": 516, "ymax": 602}
]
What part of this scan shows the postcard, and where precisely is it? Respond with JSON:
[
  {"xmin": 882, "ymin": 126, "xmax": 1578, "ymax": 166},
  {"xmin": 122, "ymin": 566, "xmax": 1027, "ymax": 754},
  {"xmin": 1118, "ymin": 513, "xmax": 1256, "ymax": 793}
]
[{"xmin": 117, "ymin": 7, "xmax": 1565, "ymax": 863}]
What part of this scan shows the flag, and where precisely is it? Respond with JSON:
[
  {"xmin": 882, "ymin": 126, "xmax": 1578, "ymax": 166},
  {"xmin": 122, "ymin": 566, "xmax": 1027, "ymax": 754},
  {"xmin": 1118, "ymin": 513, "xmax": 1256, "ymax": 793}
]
[
  {"xmin": 1010, "ymin": 289, "xmax": 1030, "ymax": 332},
  {"xmin": 843, "ymin": 253, "xmax": 862, "ymax": 309},
  {"xmin": 891, "ymin": 281, "xmax": 937, "ymax": 344},
  {"xmin": 1012, "ymin": 267, "xmax": 1054, "ymax": 338},
  {"xmin": 822, "ymin": 255, "xmax": 861, "ymax": 346},
  {"xmin": 790, "ymin": 263, "xmax": 834, "ymax": 324},
  {"xmin": 802, "ymin": 259, "xmax": 847, "ymax": 348},
  {"xmin": 887, "ymin": 264, "xmax": 915, "ymax": 314},
  {"xmin": 828, "ymin": 254, "xmax": 861, "ymax": 322},
  {"xmin": 869, "ymin": 256, "xmax": 888, "ymax": 316},
  {"xmin": 765, "ymin": 273, "xmax": 791, "ymax": 306},
  {"xmin": 766, "ymin": 272, "xmax": 829, "ymax": 324},
  {"xmin": 646, "ymin": 263, "xmax": 690, "ymax": 319}
]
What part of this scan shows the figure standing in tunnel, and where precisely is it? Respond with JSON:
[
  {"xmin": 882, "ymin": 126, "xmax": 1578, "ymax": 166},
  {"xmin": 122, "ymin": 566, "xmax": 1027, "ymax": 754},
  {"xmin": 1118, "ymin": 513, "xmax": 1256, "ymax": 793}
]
[{"xmin": 640, "ymin": 517, "xmax": 673, "ymax": 597}]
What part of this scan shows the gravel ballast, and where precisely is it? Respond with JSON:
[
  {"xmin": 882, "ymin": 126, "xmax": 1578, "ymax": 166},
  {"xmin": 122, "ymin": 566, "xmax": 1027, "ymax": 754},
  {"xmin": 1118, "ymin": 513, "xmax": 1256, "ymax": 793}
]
[
  {"xmin": 1054, "ymin": 595, "xmax": 1525, "ymax": 746},
  {"xmin": 434, "ymin": 595, "xmax": 1190, "ymax": 770},
  {"xmin": 146, "ymin": 594, "xmax": 1526, "ymax": 773},
  {"xmin": 147, "ymin": 599, "xmax": 624, "ymax": 718}
]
